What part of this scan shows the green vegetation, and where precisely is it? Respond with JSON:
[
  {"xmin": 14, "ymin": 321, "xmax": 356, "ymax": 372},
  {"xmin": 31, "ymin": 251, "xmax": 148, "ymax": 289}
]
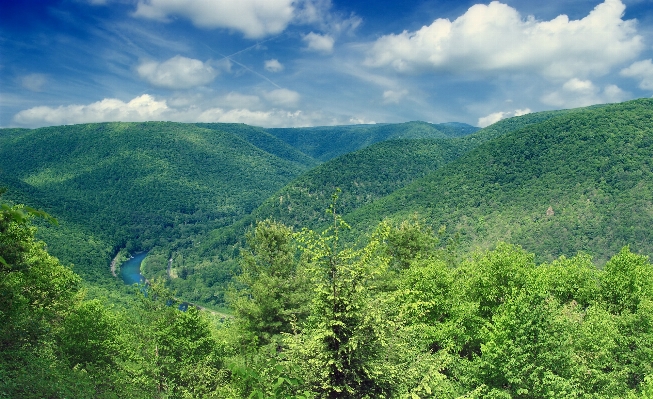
[
  {"xmin": 267, "ymin": 121, "xmax": 478, "ymax": 161},
  {"xmin": 0, "ymin": 122, "xmax": 320, "ymax": 283},
  {"xmin": 2, "ymin": 197, "xmax": 652, "ymax": 397},
  {"xmin": 164, "ymin": 99, "xmax": 653, "ymax": 305},
  {"xmin": 344, "ymin": 98, "xmax": 653, "ymax": 264},
  {"xmin": 2, "ymin": 98, "xmax": 653, "ymax": 396}
]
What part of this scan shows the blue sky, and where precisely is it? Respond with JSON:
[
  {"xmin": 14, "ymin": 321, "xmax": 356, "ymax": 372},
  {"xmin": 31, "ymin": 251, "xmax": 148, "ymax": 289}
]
[{"xmin": 2, "ymin": 0, "xmax": 653, "ymax": 128}]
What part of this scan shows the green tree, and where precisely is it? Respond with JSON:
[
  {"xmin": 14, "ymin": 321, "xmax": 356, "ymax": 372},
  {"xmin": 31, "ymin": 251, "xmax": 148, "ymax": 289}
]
[
  {"xmin": 230, "ymin": 219, "xmax": 311, "ymax": 346},
  {"xmin": 0, "ymin": 199, "xmax": 95, "ymax": 397}
]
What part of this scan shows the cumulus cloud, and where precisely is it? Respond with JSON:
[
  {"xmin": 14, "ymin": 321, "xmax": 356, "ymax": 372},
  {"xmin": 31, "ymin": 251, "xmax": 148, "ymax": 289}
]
[
  {"xmin": 541, "ymin": 78, "xmax": 628, "ymax": 108},
  {"xmin": 382, "ymin": 89, "xmax": 408, "ymax": 104},
  {"xmin": 263, "ymin": 88, "xmax": 300, "ymax": 107},
  {"xmin": 12, "ymin": 93, "xmax": 322, "ymax": 128},
  {"xmin": 13, "ymin": 95, "xmax": 169, "ymax": 126},
  {"xmin": 303, "ymin": 32, "xmax": 335, "ymax": 53},
  {"xmin": 478, "ymin": 108, "xmax": 532, "ymax": 128},
  {"xmin": 365, "ymin": 0, "xmax": 642, "ymax": 79},
  {"xmin": 21, "ymin": 74, "xmax": 47, "ymax": 92},
  {"xmin": 620, "ymin": 59, "xmax": 653, "ymax": 90},
  {"xmin": 137, "ymin": 55, "xmax": 217, "ymax": 89},
  {"xmin": 264, "ymin": 59, "xmax": 285, "ymax": 73},
  {"xmin": 133, "ymin": 0, "xmax": 295, "ymax": 38}
]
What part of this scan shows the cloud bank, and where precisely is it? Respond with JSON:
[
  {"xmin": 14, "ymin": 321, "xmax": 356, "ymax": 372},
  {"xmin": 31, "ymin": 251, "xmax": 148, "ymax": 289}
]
[
  {"xmin": 133, "ymin": 0, "xmax": 295, "ymax": 38},
  {"xmin": 478, "ymin": 108, "xmax": 531, "ymax": 128},
  {"xmin": 12, "ymin": 92, "xmax": 336, "ymax": 128},
  {"xmin": 365, "ymin": 0, "xmax": 642, "ymax": 79},
  {"xmin": 13, "ymin": 95, "xmax": 169, "ymax": 126}
]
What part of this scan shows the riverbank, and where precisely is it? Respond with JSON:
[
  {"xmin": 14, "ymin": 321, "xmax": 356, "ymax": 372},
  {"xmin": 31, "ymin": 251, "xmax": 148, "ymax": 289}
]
[{"xmin": 110, "ymin": 253, "xmax": 120, "ymax": 277}]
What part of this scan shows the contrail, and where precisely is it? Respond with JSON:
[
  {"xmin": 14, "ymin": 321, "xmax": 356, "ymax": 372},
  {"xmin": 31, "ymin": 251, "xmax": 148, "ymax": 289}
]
[{"xmin": 205, "ymin": 36, "xmax": 284, "ymax": 89}]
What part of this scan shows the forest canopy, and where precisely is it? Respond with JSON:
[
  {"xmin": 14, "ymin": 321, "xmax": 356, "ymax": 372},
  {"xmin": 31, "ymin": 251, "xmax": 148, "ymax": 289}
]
[{"xmin": 2, "ymin": 196, "xmax": 653, "ymax": 398}]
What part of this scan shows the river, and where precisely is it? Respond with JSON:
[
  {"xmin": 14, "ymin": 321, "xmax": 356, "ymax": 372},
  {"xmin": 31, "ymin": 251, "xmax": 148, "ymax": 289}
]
[{"xmin": 120, "ymin": 252, "xmax": 148, "ymax": 285}]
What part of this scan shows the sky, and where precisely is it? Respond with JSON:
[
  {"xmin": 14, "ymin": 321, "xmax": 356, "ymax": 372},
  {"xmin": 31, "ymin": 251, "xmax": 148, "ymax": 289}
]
[{"xmin": 2, "ymin": 0, "xmax": 653, "ymax": 129}]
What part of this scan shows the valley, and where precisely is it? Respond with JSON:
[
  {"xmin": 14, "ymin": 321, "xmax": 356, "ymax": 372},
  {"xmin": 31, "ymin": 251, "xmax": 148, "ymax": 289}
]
[{"xmin": 2, "ymin": 99, "xmax": 653, "ymax": 397}]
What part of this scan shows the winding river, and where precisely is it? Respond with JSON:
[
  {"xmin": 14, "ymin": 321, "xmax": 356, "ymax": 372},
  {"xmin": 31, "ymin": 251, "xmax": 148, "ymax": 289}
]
[{"xmin": 116, "ymin": 252, "xmax": 230, "ymax": 318}]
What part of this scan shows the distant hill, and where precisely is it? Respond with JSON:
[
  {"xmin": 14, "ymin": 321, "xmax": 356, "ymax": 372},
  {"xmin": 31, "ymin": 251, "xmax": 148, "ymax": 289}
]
[
  {"xmin": 0, "ymin": 120, "xmax": 471, "ymax": 284},
  {"xmin": 266, "ymin": 121, "xmax": 479, "ymax": 161},
  {"xmin": 193, "ymin": 123, "xmax": 319, "ymax": 168},
  {"xmin": 165, "ymin": 112, "xmax": 591, "ymax": 304},
  {"xmin": 189, "ymin": 137, "xmax": 474, "ymax": 259},
  {"xmin": 4, "ymin": 100, "xmax": 652, "ymax": 306}
]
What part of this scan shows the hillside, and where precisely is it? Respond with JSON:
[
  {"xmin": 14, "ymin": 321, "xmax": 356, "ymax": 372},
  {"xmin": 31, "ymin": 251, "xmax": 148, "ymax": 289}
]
[
  {"xmin": 177, "ymin": 99, "xmax": 652, "ymax": 306},
  {"xmin": 0, "ymin": 120, "xmax": 473, "ymax": 285},
  {"xmin": 3, "ymin": 100, "xmax": 652, "ymax": 304},
  {"xmin": 267, "ymin": 121, "xmax": 478, "ymax": 161},
  {"xmin": 162, "ymin": 138, "xmax": 476, "ymax": 303},
  {"xmin": 0, "ymin": 122, "xmax": 317, "ymax": 280},
  {"xmin": 344, "ymin": 98, "xmax": 653, "ymax": 264},
  {"xmin": 246, "ymin": 108, "xmax": 582, "ymax": 231},
  {"xmin": 161, "ymin": 111, "xmax": 588, "ymax": 305}
]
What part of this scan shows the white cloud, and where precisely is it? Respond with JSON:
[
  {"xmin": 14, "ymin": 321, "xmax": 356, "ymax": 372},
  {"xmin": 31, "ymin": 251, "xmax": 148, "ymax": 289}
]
[
  {"xmin": 349, "ymin": 116, "xmax": 375, "ymax": 124},
  {"xmin": 21, "ymin": 74, "xmax": 47, "ymax": 92},
  {"xmin": 382, "ymin": 89, "xmax": 408, "ymax": 104},
  {"xmin": 13, "ymin": 95, "xmax": 169, "ymax": 126},
  {"xmin": 303, "ymin": 32, "xmax": 335, "ymax": 54},
  {"xmin": 263, "ymin": 88, "xmax": 300, "ymax": 107},
  {"xmin": 133, "ymin": 0, "xmax": 295, "ymax": 39},
  {"xmin": 264, "ymin": 59, "xmax": 285, "ymax": 73},
  {"xmin": 12, "ymin": 93, "xmax": 326, "ymax": 128},
  {"xmin": 137, "ymin": 55, "xmax": 217, "ymax": 89},
  {"xmin": 295, "ymin": 0, "xmax": 361, "ymax": 35},
  {"xmin": 197, "ymin": 108, "xmax": 319, "ymax": 127},
  {"xmin": 620, "ymin": 59, "xmax": 653, "ymax": 90},
  {"xmin": 541, "ymin": 78, "xmax": 628, "ymax": 108},
  {"xmin": 365, "ymin": 0, "xmax": 642, "ymax": 79},
  {"xmin": 478, "ymin": 108, "xmax": 532, "ymax": 127}
]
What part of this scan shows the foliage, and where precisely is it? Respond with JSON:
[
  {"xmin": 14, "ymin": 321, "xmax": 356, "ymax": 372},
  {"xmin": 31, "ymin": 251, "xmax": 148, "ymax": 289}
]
[
  {"xmin": 267, "ymin": 121, "xmax": 478, "ymax": 161},
  {"xmin": 3, "ymin": 192, "xmax": 653, "ymax": 397},
  {"xmin": 345, "ymin": 98, "xmax": 653, "ymax": 265}
]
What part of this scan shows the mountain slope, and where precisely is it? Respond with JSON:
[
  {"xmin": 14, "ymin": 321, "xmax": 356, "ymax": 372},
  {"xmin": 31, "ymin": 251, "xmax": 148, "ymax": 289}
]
[
  {"xmin": 0, "ymin": 122, "xmax": 316, "ymax": 279},
  {"xmin": 267, "ymin": 121, "xmax": 479, "ymax": 161},
  {"xmin": 345, "ymin": 98, "xmax": 653, "ymax": 264},
  {"xmin": 222, "ymin": 106, "xmax": 588, "ymax": 236}
]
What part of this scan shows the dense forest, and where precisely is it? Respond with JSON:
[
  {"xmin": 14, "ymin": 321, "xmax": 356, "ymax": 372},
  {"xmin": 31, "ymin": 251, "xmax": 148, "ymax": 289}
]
[
  {"xmin": 1, "ymin": 98, "xmax": 653, "ymax": 397},
  {"xmin": 2, "ymin": 196, "xmax": 653, "ymax": 397}
]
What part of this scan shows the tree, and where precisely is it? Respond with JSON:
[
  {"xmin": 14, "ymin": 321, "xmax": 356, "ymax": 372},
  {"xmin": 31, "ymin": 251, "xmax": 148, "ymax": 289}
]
[
  {"xmin": 230, "ymin": 219, "xmax": 311, "ymax": 346},
  {"xmin": 0, "ymin": 199, "xmax": 93, "ymax": 397}
]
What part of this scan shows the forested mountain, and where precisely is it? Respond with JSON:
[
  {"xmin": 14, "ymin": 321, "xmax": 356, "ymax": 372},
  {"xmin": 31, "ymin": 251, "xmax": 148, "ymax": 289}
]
[
  {"xmin": 0, "ymin": 122, "xmax": 317, "ymax": 280},
  {"xmin": 3, "ymin": 193, "xmax": 653, "ymax": 398},
  {"xmin": 162, "ymin": 137, "xmax": 480, "ymax": 303},
  {"xmin": 267, "ymin": 121, "xmax": 479, "ymax": 161},
  {"xmin": 2, "ymin": 99, "xmax": 653, "ymax": 398},
  {"xmin": 243, "ymin": 107, "xmax": 581, "ymax": 231},
  {"xmin": 0, "ymin": 120, "xmax": 472, "ymax": 283},
  {"xmin": 139, "ymin": 99, "xmax": 653, "ymax": 307},
  {"xmin": 343, "ymin": 98, "xmax": 653, "ymax": 264}
]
